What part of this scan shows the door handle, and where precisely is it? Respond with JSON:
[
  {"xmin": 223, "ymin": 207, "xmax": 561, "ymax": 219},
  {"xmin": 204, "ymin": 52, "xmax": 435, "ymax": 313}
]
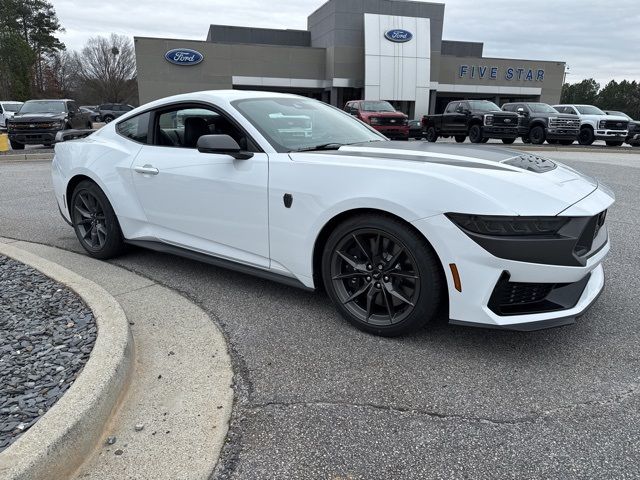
[{"xmin": 134, "ymin": 164, "xmax": 159, "ymax": 175}]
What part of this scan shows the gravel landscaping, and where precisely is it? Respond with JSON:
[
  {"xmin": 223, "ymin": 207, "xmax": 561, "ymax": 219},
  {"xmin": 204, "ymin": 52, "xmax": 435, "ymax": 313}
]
[{"xmin": 0, "ymin": 255, "xmax": 96, "ymax": 452}]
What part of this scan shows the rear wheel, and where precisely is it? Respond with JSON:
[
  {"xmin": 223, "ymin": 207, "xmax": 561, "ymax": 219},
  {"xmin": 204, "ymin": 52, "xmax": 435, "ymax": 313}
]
[
  {"xmin": 469, "ymin": 125, "xmax": 483, "ymax": 143},
  {"xmin": 321, "ymin": 214, "xmax": 443, "ymax": 337},
  {"xmin": 606, "ymin": 141, "xmax": 623, "ymax": 147},
  {"xmin": 103, "ymin": 115, "xmax": 114, "ymax": 123},
  {"xmin": 578, "ymin": 127, "xmax": 595, "ymax": 146},
  {"xmin": 501, "ymin": 138, "xmax": 516, "ymax": 144},
  {"xmin": 425, "ymin": 127, "xmax": 438, "ymax": 143},
  {"xmin": 71, "ymin": 180, "xmax": 125, "ymax": 259},
  {"xmin": 9, "ymin": 139, "xmax": 24, "ymax": 150},
  {"xmin": 454, "ymin": 135, "xmax": 466, "ymax": 143}
]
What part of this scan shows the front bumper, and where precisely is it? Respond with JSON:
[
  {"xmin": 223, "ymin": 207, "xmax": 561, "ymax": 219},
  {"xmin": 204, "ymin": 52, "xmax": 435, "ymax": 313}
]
[
  {"xmin": 483, "ymin": 126, "xmax": 519, "ymax": 138},
  {"xmin": 546, "ymin": 128, "xmax": 579, "ymax": 140},
  {"xmin": 412, "ymin": 189, "xmax": 613, "ymax": 330},
  {"xmin": 9, "ymin": 128, "xmax": 62, "ymax": 145},
  {"xmin": 373, "ymin": 125, "xmax": 409, "ymax": 139},
  {"xmin": 594, "ymin": 129, "xmax": 627, "ymax": 141}
]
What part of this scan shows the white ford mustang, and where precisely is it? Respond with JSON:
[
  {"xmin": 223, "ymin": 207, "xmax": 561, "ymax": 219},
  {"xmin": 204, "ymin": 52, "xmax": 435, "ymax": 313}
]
[{"xmin": 52, "ymin": 91, "xmax": 614, "ymax": 336}]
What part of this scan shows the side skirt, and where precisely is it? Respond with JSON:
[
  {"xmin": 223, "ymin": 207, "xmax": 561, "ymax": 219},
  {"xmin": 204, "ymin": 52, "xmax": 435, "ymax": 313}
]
[{"xmin": 125, "ymin": 239, "xmax": 314, "ymax": 292}]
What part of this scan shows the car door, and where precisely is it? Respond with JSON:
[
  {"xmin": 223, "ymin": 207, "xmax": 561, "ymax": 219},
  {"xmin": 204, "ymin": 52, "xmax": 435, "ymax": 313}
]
[
  {"xmin": 66, "ymin": 101, "xmax": 82, "ymax": 128},
  {"xmin": 442, "ymin": 102, "xmax": 459, "ymax": 133},
  {"xmin": 129, "ymin": 103, "xmax": 270, "ymax": 268},
  {"xmin": 516, "ymin": 103, "xmax": 530, "ymax": 129}
]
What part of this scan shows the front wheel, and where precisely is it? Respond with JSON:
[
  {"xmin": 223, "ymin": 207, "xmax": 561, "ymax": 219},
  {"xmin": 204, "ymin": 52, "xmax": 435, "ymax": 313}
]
[
  {"xmin": 321, "ymin": 215, "xmax": 444, "ymax": 337},
  {"xmin": 469, "ymin": 125, "xmax": 483, "ymax": 143},
  {"xmin": 578, "ymin": 127, "xmax": 595, "ymax": 146},
  {"xmin": 501, "ymin": 138, "xmax": 516, "ymax": 144},
  {"xmin": 10, "ymin": 139, "xmax": 24, "ymax": 150},
  {"xmin": 530, "ymin": 126, "xmax": 546, "ymax": 145},
  {"xmin": 454, "ymin": 135, "xmax": 466, "ymax": 143},
  {"xmin": 71, "ymin": 180, "xmax": 125, "ymax": 259},
  {"xmin": 606, "ymin": 141, "xmax": 624, "ymax": 147},
  {"xmin": 425, "ymin": 127, "xmax": 438, "ymax": 143}
]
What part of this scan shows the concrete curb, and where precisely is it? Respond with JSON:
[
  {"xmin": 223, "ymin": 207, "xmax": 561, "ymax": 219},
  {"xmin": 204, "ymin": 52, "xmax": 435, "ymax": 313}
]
[
  {"xmin": 0, "ymin": 152, "xmax": 54, "ymax": 161},
  {"xmin": 0, "ymin": 241, "xmax": 133, "ymax": 480}
]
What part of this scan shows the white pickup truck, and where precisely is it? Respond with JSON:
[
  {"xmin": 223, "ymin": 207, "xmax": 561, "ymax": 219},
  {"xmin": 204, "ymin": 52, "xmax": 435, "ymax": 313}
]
[
  {"xmin": 553, "ymin": 104, "xmax": 628, "ymax": 146},
  {"xmin": 0, "ymin": 101, "xmax": 23, "ymax": 130}
]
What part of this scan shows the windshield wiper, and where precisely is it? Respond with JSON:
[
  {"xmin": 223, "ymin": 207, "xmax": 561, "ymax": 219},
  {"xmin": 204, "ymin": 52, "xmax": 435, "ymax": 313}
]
[{"xmin": 294, "ymin": 143, "xmax": 344, "ymax": 152}]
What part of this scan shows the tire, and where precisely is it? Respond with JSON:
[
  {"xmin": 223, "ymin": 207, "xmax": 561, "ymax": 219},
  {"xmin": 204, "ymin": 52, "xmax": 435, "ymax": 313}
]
[
  {"xmin": 481, "ymin": 138, "xmax": 489, "ymax": 143},
  {"xmin": 469, "ymin": 124, "xmax": 483, "ymax": 143},
  {"xmin": 530, "ymin": 126, "xmax": 546, "ymax": 145},
  {"xmin": 454, "ymin": 135, "xmax": 466, "ymax": 143},
  {"xmin": 501, "ymin": 138, "xmax": 516, "ymax": 144},
  {"xmin": 605, "ymin": 141, "xmax": 623, "ymax": 147},
  {"xmin": 521, "ymin": 136, "xmax": 531, "ymax": 144},
  {"xmin": 70, "ymin": 180, "xmax": 125, "ymax": 259},
  {"xmin": 103, "ymin": 115, "xmax": 114, "ymax": 123},
  {"xmin": 321, "ymin": 214, "xmax": 444, "ymax": 337},
  {"xmin": 578, "ymin": 127, "xmax": 595, "ymax": 146},
  {"xmin": 425, "ymin": 127, "xmax": 438, "ymax": 143},
  {"xmin": 9, "ymin": 139, "xmax": 24, "ymax": 150},
  {"xmin": 559, "ymin": 139, "xmax": 574, "ymax": 146}
]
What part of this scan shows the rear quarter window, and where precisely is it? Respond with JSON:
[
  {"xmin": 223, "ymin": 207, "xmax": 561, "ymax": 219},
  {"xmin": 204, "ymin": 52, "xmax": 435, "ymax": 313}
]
[{"xmin": 116, "ymin": 112, "xmax": 150, "ymax": 144}]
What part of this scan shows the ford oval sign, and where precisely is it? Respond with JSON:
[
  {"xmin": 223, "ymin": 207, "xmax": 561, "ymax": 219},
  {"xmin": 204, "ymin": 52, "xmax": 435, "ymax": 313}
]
[
  {"xmin": 164, "ymin": 48, "xmax": 204, "ymax": 66},
  {"xmin": 384, "ymin": 29, "xmax": 413, "ymax": 43}
]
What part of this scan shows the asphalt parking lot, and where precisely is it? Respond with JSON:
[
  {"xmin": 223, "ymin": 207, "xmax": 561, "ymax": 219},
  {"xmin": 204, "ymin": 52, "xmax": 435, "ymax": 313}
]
[{"xmin": 1, "ymin": 150, "xmax": 639, "ymax": 479}]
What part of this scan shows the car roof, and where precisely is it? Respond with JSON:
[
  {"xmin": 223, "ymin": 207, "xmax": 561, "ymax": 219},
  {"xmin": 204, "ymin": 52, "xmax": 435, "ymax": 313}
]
[
  {"xmin": 24, "ymin": 99, "xmax": 74, "ymax": 102},
  {"xmin": 0, "ymin": 101, "xmax": 23, "ymax": 104}
]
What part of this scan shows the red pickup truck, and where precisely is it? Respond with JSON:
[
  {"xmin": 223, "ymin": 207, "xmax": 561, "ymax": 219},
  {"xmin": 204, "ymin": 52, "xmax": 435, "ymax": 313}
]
[{"xmin": 344, "ymin": 100, "xmax": 409, "ymax": 140}]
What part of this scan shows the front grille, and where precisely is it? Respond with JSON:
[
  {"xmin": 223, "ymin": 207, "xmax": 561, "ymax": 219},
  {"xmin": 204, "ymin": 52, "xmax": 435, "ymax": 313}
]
[
  {"xmin": 603, "ymin": 120, "xmax": 628, "ymax": 130},
  {"xmin": 550, "ymin": 117, "xmax": 580, "ymax": 129},
  {"xmin": 10, "ymin": 122, "xmax": 59, "ymax": 130},
  {"xmin": 493, "ymin": 115, "xmax": 518, "ymax": 126},
  {"xmin": 372, "ymin": 117, "xmax": 406, "ymax": 126},
  {"xmin": 488, "ymin": 272, "xmax": 591, "ymax": 316}
]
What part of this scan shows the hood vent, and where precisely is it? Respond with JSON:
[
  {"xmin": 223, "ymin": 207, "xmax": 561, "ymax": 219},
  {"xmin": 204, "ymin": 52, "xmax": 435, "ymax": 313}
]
[{"xmin": 503, "ymin": 154, "xmax": 557, "ymax": 173}]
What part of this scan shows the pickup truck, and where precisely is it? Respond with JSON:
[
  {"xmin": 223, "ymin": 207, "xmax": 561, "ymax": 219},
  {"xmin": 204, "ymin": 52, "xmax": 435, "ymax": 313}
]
[
  {"xmin": 604, "ymin": 110, "xmax": 640, "ymax": 147},
  {"xmin": 502, "ymin": 102, "xmax": 580, "ymax": 145},
  {"xmin": 344, "ymin": 100, "xmax": 409, "ymax": 140},
  {"xmin": 422, "ymin": 100, "xmax": 519, "ymax": 144},
  {"xmin": 553, "ymin": 104, "xmax": 628, "ymax": 146}
]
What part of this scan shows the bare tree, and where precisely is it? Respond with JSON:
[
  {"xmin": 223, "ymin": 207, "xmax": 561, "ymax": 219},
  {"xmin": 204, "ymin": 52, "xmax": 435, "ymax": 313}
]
[{"xmin": 79, "ymin": 34, "xmax": 137, "ymax": 103}]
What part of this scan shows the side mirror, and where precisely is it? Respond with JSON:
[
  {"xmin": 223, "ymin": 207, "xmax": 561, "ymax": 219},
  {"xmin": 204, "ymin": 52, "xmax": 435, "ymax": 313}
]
[
  {"xmin": 516, "ymin": 108, "xmax": 527, "ymax": 116},
  {"xmin": 197, "ymin": 134, "xmax": 253, "ymax": 160}
]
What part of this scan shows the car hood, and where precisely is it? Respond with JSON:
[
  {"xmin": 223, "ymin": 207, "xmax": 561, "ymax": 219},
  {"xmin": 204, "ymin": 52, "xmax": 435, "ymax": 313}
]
[
  {"xmin": 292, "ymin": 141, "xmax": 603, "ymax": 216},
  {"xmin": 11, "ymin": 113, "xmax": 66, "ymax": 122}
]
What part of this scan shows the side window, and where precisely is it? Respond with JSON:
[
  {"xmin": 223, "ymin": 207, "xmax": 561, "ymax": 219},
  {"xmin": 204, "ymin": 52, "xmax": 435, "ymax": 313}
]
[
  {"xmin": 116, "ymin": 112, "xmax": 150, "ymax": 144},
  {"xmin": 152, "ymin": 105, "xmax": 252, "ymax": 150},
  {"xmin": 445, "ymin": 102, "xmax": 457, "ymax": 113},
  {"xmin": 502, "ymin": 104, "xmax": 512, "ymax": 112}
]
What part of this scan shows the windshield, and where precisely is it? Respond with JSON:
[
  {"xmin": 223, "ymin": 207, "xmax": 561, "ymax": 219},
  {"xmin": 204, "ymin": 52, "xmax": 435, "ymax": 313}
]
[
  {"xmin": 18, "ymin": 101, "xmax": 65, "ymax": 114},
  {"xmin": 361, "ymin": 101, "xmax": 395, "ymax": 112},
  {"xmin": 528, "ymin": 103, "xmax": 558, "ymax": 114},
  {"xmin": 2, "ymin": 103, "xmax": 22, "ymax": 112},
  {"xmin": 576, "ymin": 105, "xmax": 605, "ymax": 115},
  {"xmin": 233, "ymin": 97, "xmax": 385, "ymax": 153},
  {"xmin": 468, "ymin": 100, "xmax": 501, "ymax": 112}
]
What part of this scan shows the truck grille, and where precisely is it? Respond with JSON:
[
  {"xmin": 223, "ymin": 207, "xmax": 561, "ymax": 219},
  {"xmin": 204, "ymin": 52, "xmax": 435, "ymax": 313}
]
[
  {"xmin": 550, "ymin": 117, "xmax": 580, "ymax": 129},
  {"xmin": 603, "ymin": 120, "xmax": 629, "ymax": 130},
  {"xmin": 10, "ymin": 122, "xmax": 59, "ymax": 130},
  {"xmin": 371, "ymin": 117, "xmax": 407, "ymax": 126},
  {"xmin": 493, "ymin": 115, "xmax": 518, "ymax": 126}
]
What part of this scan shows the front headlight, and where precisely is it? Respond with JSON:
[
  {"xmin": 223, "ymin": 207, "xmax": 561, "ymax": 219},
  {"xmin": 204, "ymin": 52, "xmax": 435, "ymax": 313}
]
[
  {"xmin": 370, "ymin": 117, "xmax": 380, "ymax": 125},
  {"xmin": 598, "ymin": 120, "xmax": 607, "ymax": 129},
  {"xmin": 446, "ymin": 213, "xmax": 569, "ymax": 236},
  {"xmin": 484, "ymin": 114, "xmax": 494, "ymax": 126}
]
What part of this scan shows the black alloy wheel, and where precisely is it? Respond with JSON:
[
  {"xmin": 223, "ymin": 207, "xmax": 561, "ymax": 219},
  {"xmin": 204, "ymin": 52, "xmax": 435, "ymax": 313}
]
[
  {"xmin": 103, "ymin": 115, "xmax": 114, "ymax": 123},
  {"xmin": 426, "ymin": 127, "xmax": 438, "ymax": 143},
  {"xmin": 530, "ymin": 126, "xmax": 546, "ymax": 145},
  {"xmin": 501, "ymin": 138, "xmax": 516, "ymax": 144},
  {"xmin": 578, "ymin": 127, "xmax": 595, "ymax": 146},
  {"xmin": 454, "ymin": 135, "xmax": 466, "ymax": 143},
  {"xmin": 322, "ymin": 215, "xmax": 443, "ymax": 336},
  {"xmin": 469, "ymin": 125, "xmax": 483, "ymax": 143},
  {"xmin": 71, "ymin": 180, "xmax": 125, "ymax": 259}
]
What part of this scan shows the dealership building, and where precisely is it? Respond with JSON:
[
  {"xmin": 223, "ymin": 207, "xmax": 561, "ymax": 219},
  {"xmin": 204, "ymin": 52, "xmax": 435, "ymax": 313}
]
[{"xmin": 134, "ymin": 0, "xmax": 566, "ymax": 117}]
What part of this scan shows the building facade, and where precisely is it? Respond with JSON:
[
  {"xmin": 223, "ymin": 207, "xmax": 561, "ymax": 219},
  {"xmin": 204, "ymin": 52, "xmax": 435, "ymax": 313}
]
[{"xmin": 135, "ymin": 0, "xmax": 566, "ymax": 117}]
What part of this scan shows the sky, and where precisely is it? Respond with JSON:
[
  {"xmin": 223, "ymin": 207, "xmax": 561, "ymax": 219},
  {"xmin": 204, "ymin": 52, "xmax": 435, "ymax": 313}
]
[{"xmin": 51, "ymin": 0, "xmax": 640, "ymax": 87}]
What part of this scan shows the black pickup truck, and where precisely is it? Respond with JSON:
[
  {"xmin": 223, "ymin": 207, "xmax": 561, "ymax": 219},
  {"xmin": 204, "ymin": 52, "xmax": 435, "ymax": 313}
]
[
  {"xmin": 422, "ymin": 100, "xmax": 519, "ymax": 144},
  {"xmin": 502, "ymin": 102, "xmax": 580, "ymax": 145}
]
